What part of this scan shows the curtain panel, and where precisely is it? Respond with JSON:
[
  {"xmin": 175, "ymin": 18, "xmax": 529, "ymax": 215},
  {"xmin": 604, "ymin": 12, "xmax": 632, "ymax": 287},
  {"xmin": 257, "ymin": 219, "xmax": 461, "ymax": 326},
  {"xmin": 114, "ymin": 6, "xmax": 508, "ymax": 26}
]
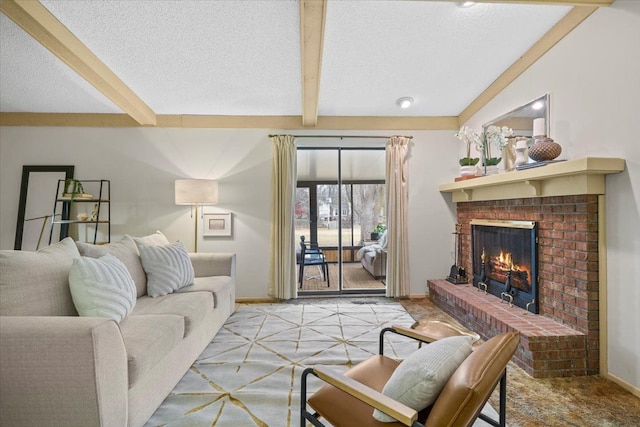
[
  {"xmin": 385, "ymin": 136, "xmax": 411, "ymax": 297},
  {"xmin": 268, "ymin": 135, "xmax": 297, "ymax": 300}
]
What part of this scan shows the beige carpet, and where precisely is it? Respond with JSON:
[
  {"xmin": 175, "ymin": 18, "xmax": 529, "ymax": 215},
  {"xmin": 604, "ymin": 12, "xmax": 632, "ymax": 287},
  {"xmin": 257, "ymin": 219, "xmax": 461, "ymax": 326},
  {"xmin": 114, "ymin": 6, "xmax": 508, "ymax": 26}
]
[{"xmin": 145, "ymin": 302, "xmax": 500, "ymax": 426}]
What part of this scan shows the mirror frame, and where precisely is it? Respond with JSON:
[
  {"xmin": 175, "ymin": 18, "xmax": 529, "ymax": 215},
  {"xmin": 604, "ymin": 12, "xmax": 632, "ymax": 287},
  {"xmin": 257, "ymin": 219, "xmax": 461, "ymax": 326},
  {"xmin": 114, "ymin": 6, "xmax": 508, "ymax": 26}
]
[
  {"xmin": 483, "ymin": 93, "xmax": 550, "ymax": 137},
  {"xmin": 14, "ymin": 165, "xmax": 75, "ymax": 250}
]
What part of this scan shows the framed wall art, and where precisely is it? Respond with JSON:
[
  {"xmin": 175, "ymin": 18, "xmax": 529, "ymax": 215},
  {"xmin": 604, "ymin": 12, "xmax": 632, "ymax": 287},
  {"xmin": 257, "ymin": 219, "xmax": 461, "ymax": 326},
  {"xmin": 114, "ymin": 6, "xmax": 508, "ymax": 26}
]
[{"xmin": 203, "ymin": 212, "xmax": 232, "ymax": 237}]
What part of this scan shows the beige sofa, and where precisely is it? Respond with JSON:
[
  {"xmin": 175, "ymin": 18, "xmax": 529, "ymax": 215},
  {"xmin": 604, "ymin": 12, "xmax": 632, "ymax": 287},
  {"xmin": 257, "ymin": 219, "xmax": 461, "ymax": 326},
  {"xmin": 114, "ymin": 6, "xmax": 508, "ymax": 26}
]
[
  {"xmin": 0, "ymin": 234, "xmax": 236, "ymax": 427},
  {"xmin": 358, "ymin": 231, "xmax": 388, "ymax": 279},
  {"xmin": 361, "ymin": 248, "xmax": 387, "ymax": 279}
]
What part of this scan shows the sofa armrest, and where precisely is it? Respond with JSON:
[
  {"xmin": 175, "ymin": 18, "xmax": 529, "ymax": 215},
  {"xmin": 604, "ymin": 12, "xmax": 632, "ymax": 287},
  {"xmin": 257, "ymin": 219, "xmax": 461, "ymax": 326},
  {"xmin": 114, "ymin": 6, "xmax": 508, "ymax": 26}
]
[
  {"xmin": 0, "ymin": 316, "xmax": 128, "ymax": 427},
  {"xmin": 189, "ymin": 252, "xmax": 236, "ymax": 279}
]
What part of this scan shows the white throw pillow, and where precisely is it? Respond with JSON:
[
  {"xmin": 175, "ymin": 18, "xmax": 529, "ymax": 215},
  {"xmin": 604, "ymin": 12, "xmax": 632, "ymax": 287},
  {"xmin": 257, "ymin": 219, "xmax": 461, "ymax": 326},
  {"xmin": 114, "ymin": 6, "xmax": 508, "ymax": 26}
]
[
  {"xmin": 132, "ymin": 230, "xmax": 171, "ymax": 247},
  {"xmin": 137, "ymin": 241, "xmax": 194, "ymax": 297},
  {"xmin": 76, "ymin": 235, "xmax": 147, "ymax": 298},
  {"xmin": 373, "ymin": 335, "xmax": 474, "ymax": 422},
  {"xmin": 68, "ymin": 254, "xmax": 137, "ymax": 323},
  {"xmin": 378, "ymin": 230, "xmax": 388, "ymax": 249}
]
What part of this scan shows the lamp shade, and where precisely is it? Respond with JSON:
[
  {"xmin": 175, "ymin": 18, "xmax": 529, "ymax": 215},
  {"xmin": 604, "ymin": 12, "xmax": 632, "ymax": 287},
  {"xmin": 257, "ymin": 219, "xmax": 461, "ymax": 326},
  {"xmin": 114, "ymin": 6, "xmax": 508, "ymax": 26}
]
[{"xmin": 175, "ymin": 179, "xmax": 218, "ymax": 205}]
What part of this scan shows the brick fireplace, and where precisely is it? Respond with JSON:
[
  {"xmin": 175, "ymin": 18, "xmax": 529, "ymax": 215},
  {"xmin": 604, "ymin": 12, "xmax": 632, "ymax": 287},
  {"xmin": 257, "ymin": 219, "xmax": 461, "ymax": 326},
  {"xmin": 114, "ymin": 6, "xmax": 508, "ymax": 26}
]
[
  {"xmin": 433, "ymin": 158, "xmax": 625, "ymax": 378},
  {"xmin": 429, "ymin": 195, "xmax": 600, "ymax": 378}
]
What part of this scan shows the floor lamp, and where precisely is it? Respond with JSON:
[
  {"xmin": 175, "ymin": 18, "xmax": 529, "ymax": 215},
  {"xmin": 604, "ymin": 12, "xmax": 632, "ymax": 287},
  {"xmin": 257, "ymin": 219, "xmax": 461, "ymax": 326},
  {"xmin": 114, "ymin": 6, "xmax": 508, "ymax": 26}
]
[{"xmin": 175, "ymin": 179, "xmax": 218, "ymax": 252}]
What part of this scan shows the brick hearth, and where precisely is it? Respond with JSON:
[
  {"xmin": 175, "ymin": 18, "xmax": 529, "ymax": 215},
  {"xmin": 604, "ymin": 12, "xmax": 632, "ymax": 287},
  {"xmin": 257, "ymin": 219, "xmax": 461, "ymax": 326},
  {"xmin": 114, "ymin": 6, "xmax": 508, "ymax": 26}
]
[
  {"xmin": 430, "ymin": 195, "xmax": 600, "ymax": 378},
  {"xmin": 428, "ymin": 279, "xmax": 586, "ymax": 378}
]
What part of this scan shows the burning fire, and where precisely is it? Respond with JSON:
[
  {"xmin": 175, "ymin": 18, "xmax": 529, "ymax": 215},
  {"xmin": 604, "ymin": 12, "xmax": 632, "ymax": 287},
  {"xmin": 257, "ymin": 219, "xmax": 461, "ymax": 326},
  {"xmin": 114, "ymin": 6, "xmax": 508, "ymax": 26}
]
[
  {"xmin": 486, "ymin": 249, "xmax": 531, "ymax": 292},
  {"xmin": 491, "ymin": 250, "xmax": 525, "ymax": 273}
]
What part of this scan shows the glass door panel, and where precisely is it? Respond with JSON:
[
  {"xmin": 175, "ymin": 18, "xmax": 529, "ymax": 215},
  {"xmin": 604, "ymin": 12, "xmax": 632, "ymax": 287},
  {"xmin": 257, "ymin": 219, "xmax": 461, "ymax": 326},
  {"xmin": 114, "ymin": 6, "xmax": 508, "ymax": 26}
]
[{"xmin": 297, "ymin": 147, "xmax": 385, "ymax": 295}]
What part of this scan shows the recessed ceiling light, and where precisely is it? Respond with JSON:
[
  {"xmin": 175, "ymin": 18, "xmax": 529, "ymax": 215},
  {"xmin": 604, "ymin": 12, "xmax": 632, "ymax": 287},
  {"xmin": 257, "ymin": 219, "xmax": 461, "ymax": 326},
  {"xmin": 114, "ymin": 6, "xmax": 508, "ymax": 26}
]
[
  {"xmin": 532, "ymin": 101, "xmax": 544, "ymax": 110},
  {"xmin": 456, "ymin": 1, "xmax": 476, "ymax": 8},
  {"xmin": 396, "ymin": 97, "xmax": 414, "ymax": 109}
]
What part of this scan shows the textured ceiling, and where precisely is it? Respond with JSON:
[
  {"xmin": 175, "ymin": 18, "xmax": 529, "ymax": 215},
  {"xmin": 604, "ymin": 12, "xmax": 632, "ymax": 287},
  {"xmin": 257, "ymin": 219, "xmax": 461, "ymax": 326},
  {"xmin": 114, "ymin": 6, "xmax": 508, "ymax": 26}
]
[{"xmin": 0, "ymin": 0, "xmax": 572, "ymax": 118}]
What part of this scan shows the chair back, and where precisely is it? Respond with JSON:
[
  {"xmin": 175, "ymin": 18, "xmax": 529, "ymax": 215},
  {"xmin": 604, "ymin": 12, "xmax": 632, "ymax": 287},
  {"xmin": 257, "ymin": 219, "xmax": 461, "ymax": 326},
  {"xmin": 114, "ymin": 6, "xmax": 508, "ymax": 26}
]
[{"xmin": 425, "ymin": 332, "xmax": 520, "ymax": 427}]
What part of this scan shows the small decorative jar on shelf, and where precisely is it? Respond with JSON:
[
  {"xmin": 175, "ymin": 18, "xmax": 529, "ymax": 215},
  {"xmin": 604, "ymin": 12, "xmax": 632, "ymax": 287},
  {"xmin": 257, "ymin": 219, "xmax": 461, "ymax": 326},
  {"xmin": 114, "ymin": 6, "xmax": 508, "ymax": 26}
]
[
  {"xmin": 529, "ymin": 136, "xmax": 562, "ymax": 162},
  {"xmin": 528, "ymin": 117, "xmax": 562, "ymax": 162}
]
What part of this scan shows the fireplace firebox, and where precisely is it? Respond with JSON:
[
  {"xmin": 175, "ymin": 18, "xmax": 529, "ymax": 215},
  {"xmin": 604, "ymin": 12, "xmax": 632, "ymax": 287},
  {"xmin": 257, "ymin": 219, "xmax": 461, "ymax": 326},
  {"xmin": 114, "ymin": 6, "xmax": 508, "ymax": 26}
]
[{"xmin": 471, "ymin": 219, "xmax": 538, "ymax": 313}]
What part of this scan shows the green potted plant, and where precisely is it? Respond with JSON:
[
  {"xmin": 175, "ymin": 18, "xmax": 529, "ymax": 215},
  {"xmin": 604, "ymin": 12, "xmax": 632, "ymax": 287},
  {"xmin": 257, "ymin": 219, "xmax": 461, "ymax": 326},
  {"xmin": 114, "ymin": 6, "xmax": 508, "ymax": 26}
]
[
  {"xmin": 455, "ymin": 125, "xmax": 513, "ymax": 176},
  {"xmin": 62, "ymin": 179, "xmax": 92, "ymax": 200},
  {"xmin": 370, "ymin": 223, "xmax": 387, "ymax": 240},
  {"xmin": 478, "ymin": 125, "xmax": 513, "ymax": 169},
  {"xmin": 455, "ymin": 126, "xmax": 480, "ymax": 168}
]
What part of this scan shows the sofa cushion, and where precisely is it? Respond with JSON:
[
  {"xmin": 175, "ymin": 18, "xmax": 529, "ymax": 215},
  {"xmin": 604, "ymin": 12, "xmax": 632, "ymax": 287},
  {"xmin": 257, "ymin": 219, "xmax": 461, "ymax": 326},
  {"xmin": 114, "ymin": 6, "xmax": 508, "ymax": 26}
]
[
  {"xmin": 119, "ymin": 314, "xmax": 185, "ymax": 388},
  {"xmin": 176, "ymin": 276, "xmax": 234, "ymax": 309},
  {"xmin": 76, "ymin": 235, "xmax": 147, "ymax": 298},
  {"xmin": 373, "ymin": 335, "xmax": 474, "ymax": 422},
  {"xmin": 0, "ymin": 237, "xmax": 80, "ymax": 316},
  {"xmin": 132, "ymin": 292, "xmax": 212, "ymax": 337},
  {"xmin": 68, "ymin": 254, "xmax": 137, "ymax": 323},
  {"xmin": 132, "ymin": 231, "xmax": 171, "ymax": 247},
  {"xmin": 137, "ymin": 242, "xmax": 195, "ymax": 297}
]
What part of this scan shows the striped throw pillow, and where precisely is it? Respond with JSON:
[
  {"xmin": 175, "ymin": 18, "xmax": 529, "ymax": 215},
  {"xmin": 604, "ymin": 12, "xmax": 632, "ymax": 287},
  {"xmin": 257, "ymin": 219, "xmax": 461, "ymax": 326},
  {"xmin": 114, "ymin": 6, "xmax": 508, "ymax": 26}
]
[
  {"xmin": 137, "ymin": 242, "xmax": 194, "ymax": 297},
  {"xmin": 69, "ymin": 254, "xmax": 137, "ymax": 323}
]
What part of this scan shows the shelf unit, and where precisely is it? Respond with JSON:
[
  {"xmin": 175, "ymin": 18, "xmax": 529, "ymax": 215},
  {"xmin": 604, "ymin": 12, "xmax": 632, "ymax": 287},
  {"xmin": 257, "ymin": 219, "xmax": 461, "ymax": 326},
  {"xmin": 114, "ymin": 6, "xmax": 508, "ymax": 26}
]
[{"xmin": 49, "ymin": 179, "xmax": 110, "ymax": 245}]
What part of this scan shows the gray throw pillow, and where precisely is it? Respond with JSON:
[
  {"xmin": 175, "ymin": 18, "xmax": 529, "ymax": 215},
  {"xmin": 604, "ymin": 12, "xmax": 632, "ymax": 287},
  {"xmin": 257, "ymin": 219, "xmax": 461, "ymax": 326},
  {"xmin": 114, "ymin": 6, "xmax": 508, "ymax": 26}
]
[
  {"xmin": 373, "ymin": 335, "xmax": 474, "ymax": 422},
  {"xmin": 0, "ymin": 237, "xmax": 80, "ymax": 316},
  {"xmin": 68, "ymin": 254, "xmax": 137, "ymax": 323},
  {"xmin": 137, "ymin": 241, "xmax": 194, "ymax": 297}
]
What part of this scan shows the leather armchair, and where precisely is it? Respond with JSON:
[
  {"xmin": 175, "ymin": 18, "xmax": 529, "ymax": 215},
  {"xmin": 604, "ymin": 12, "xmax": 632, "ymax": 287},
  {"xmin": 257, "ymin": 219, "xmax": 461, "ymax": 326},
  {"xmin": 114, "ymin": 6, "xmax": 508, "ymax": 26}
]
[{"xmin": 301, "ymin": 325, "xmax": 520, "ymax": 427}]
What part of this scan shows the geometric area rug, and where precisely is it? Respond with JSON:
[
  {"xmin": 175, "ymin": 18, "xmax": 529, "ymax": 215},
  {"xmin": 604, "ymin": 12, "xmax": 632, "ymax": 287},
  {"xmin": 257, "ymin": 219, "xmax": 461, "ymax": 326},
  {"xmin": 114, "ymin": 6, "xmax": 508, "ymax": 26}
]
[{"xmin": 144, "ymin": 303, "xmax": 499, "ymax": 427}]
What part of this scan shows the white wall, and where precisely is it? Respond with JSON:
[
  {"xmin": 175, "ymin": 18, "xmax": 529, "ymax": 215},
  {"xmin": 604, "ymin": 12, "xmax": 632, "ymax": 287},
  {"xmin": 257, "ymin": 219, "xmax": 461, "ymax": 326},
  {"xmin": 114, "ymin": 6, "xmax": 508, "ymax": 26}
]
[
  {"xmin": 0, "ymin": 127, "xmax": 459, "ymax": 299},
  {"xmin": 461, "ymin": 0, "xmax": 640, "ymax": 390}
]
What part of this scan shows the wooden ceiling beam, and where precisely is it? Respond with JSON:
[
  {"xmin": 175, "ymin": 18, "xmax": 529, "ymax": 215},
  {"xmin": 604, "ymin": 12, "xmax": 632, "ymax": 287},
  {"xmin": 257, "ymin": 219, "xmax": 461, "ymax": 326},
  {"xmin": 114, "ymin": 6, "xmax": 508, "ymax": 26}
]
[
  {"xmin": 0, "ymin": 0, "xmax": 156, "ymax": 125},
  {"xmin": 299, "ymin": 0, "xmax": 327, "ymax": 127},
  {"xmin": 0, "ymin": 113, "xmax": 460, "ymax": 130},
  {"xmin": 430, "ymin": 0, "xmax": 613, "ymax": 6},
  {"xmin": 458, "ymin": 5, "xmax": 598, "ymax": 125}
]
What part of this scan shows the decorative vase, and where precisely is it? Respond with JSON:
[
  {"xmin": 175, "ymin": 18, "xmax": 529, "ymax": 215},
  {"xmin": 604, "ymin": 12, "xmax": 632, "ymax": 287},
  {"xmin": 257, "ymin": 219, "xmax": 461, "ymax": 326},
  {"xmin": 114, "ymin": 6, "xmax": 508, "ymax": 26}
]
[
  {"xmin": 515, "ymin": 139, "xmax": 528, "ymax": 167},
  {"xmin": 459, "ymin": 165, "xmax": 478, "ymax": 176},
  {"xmin": 528, "ymin": 137, "xmax": 562, "ymax": 162},
  {"xmin": 482, "ymin": 165, "xmax": 499, "ymax": 175}
]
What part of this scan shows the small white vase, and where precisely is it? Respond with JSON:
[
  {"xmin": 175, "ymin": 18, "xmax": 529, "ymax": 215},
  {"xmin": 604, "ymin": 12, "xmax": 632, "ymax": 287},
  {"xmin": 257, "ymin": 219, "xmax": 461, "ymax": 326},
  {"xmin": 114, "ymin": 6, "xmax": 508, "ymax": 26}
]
[{"xmin": 459, "ymin": 165, "xmax": 478, "ymax": 176}]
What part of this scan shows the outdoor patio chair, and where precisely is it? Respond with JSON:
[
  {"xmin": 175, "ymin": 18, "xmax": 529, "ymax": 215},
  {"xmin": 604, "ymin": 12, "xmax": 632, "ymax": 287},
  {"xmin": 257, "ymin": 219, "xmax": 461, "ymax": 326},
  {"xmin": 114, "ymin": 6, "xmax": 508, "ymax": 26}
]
[{"xmin": 299, "ymin": 236, "xmax": 330, "ymax": 288}]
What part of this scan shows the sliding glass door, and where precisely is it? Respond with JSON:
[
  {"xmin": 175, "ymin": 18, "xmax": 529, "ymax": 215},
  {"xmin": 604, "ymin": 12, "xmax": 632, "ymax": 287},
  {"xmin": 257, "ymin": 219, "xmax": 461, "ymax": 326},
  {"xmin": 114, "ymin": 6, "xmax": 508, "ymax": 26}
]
[{"xmin": 296, "ymin": 147, "xmax": 386, "ymax": 295}]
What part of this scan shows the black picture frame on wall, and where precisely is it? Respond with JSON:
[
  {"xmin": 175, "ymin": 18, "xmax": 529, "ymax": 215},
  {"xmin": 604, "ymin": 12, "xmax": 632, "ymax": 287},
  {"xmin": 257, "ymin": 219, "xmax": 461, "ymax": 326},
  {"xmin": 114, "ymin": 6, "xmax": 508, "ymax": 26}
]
[{"xmin": 14, "ymin": 165, "xmax": 75, "ymax": 250}]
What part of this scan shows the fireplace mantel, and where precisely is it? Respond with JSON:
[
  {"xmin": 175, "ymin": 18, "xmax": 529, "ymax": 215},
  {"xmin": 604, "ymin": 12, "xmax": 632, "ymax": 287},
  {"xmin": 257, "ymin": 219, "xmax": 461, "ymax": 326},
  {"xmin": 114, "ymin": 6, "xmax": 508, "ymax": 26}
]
[{"xmin": 439, "ymin": 157, "xmax": 624, "ymax": 202}]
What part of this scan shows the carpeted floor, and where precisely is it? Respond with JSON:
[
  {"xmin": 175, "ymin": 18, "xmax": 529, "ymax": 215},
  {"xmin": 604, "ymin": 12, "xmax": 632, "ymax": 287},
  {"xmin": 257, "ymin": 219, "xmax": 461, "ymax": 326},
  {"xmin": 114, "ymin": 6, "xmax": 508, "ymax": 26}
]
[
  {"xmin": 145, "ymin": 297, "xmax": 639, "ymax": 427},
  {"xmin": 399, "ymin": 297, "xmax": 640, "ymax": 427}
]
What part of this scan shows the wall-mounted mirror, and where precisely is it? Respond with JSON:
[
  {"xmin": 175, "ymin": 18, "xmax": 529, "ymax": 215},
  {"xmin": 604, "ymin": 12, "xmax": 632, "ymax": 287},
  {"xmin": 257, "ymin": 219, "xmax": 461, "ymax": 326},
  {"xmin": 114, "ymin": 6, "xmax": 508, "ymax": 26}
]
[
  {"xmin": 484, "ymin": 94, "xmax": 550, "ymax": 170},
  {"xmin": 484, "ymin": 93, "xmax": 549, "ymax": 136}
]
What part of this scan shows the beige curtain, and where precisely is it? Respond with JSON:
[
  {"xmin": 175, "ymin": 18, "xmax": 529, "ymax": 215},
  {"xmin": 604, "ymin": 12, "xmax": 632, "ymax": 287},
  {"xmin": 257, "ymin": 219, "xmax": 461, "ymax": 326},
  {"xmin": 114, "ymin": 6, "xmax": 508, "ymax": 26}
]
[
  {"xmin": 268, "ymin": 135, "xmax": 297, "ymax": 300},
  {"xmin": 385, "ymin": 136, "xmax": 411, "ymax": 297}
]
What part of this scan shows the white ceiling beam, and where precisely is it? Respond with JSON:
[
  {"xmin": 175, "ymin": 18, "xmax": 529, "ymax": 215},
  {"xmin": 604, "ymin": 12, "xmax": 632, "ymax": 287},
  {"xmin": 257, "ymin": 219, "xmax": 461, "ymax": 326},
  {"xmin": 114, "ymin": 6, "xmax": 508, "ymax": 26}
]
[
  {"xmin": 0, "ymin": 0, "xmax": 156, "ymax": 125},
  {"xmin": 299, "ymin": 0, "xmax": 327, "ymax": 127},
  {"xmin": 426, "ymin": 0, "xmax": 613, "ymax": 6},
  {"xmin": 458, "ymin": 5, "xmax": 598, "ymax": 125}
]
